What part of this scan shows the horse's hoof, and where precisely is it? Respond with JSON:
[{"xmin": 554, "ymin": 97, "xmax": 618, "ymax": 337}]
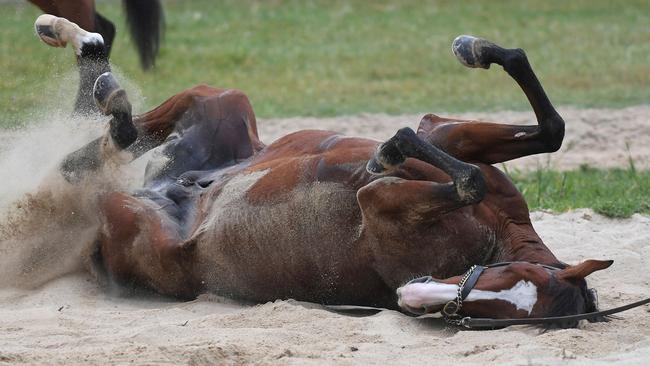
[
  {"xmin": 35, "ymin": 14, "xmax": 66, "ymax": 47},
  {"xmin": 366, "ymin": 157, "xmax": 390, "ymax": 175},
  {"xmin": 366, "ymin": 143, "xmax": 405, "ymax": 176},
  {"xmin": 94, "ymin": 72, "xmax": 126, "ymax": 115},
  {"xmin": 452, "ymin": 35, "xmax": 493, "ymax": 69},
  {"xmin": 35, "ymin": 14, "xmax": 104, "ymax": 54}
]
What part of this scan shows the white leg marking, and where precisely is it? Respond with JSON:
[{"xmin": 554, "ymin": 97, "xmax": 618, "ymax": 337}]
[{"xmin": 36, "ymin": 15, "xmax": 104, "ymax": 55}]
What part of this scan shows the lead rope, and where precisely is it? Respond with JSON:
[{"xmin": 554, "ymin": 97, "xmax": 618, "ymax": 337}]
[{"xmin": 441, "ymin": 265, "xmax": 477, "ymax": 326}]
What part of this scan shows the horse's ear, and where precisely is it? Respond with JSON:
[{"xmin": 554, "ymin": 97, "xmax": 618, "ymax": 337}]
[{"xmin": 558, "ymin": 259, "xmax": 614, "ymax": 281}]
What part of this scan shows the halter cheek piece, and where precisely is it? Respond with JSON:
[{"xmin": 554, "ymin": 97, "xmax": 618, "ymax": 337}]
[
  {"xmin": 439, "ymin": 264, "xmax": 485, "ymax": 325},
  {"xmin": 440, "ymin": 262, "xmax": 650, "ymax": 329}
]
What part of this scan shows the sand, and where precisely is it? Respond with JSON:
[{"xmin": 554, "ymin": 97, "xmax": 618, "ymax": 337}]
[{"xmin": 1, "ymin": 106, "xmax": 649, "ymax": 365}]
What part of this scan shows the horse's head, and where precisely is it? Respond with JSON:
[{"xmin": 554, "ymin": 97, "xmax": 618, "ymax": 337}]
[{"xmin": 397, "ymin": 260, "xmax": 613, "ymax": 327}]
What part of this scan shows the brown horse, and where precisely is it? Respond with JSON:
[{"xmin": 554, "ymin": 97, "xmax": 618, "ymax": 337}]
[{"xmin": 35, "ymin": 15, "xmax": 613, "ymax": 327}]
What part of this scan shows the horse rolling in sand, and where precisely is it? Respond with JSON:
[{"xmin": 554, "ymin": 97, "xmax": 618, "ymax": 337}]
[{"xmin": 34, "ymin": 14, "xmax": 614, "ymax": 328}]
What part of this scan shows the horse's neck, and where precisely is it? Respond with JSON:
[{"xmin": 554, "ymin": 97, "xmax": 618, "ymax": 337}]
[{"xmin": 497, "ymin": 222, "xmax": 561, "ymax": 266}]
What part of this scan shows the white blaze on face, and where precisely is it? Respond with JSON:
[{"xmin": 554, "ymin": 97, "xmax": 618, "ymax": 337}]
[{"xmin": 397, "ymin": 280, "xmax": 538, "ymax": 315}]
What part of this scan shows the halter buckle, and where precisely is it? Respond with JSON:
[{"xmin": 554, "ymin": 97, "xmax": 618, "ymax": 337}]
[{"xmin": 442, "ymin": 300, "xmax": 460, "ymax": 317}]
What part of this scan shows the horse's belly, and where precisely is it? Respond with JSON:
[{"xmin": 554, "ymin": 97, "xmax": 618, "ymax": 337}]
[{"xmin": 193, "ymin": 170, "xmax": 364, "ymax": 302}]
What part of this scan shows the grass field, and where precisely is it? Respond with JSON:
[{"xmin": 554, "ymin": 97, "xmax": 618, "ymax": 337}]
[
  {"xmin": 1, "ymin": 0, "xmax": 650, "ymax": 126},
  {"xmin": 508, "ymin": 165, "xmax": 650, "ymax": 218},
  {"xmin": 1, "ymin": 0, "xmax": 648, "ymax": 217}
]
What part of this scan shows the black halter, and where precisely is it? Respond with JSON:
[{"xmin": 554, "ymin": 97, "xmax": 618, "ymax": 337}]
[
  {"xmin": 328, "ymin": 262, "xmax": 650, "ymax": 329},
  {"xmin": 441, "ymin": 262, "xmax": 650, "ymax": 329}
]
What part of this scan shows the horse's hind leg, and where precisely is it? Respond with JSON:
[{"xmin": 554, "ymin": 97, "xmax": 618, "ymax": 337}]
[
  {"xmin": 34, "ymin": 14, "xmax": 109, "ymax": 115},
  {"xmin": 61, "ymin": 78, "xmax": 262, "ymax": 183},
  {"xmin": 417, "ymin": 36, "xmax": 565, "ymax": 164},
  {"xmin": 60, "ymin": 72, "xmax": 137, "ymax": 181}
]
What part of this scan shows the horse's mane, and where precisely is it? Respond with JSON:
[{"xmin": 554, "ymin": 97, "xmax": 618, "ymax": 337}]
[{"xmin": 544, "ymin": 276, "xmax": 608, "ymax": 329}]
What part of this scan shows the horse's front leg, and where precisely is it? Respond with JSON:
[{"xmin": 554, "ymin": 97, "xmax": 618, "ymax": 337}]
[
  {"xmin": 416, "ymin": 35, "xmax": 565, "ymax": 164},
  {"xmin": 358, "ymin": 128, "xmax": 489, "ymax": 289},
  {"xmin": 365, "ymin": 126, "xmax": 487, "ymax": 211}
]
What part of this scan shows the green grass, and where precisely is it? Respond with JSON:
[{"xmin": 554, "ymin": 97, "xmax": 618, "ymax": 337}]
[
  {"xmin": 507, "ymin": 165, "xmax": 650, "ymax": 218},
  {"xmin": 2, "ymin": 0, "xmax": 650, "ymax": 127}
]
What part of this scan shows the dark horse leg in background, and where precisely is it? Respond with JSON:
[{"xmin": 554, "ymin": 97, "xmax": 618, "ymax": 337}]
[{"xmin": 30, "ymin": 0, "xmax": 164, "ymax": 114}]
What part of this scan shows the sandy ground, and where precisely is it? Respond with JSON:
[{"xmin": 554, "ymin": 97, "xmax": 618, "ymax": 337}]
[{"xmin": 1, "ymin": 106, "xmax": 649, "ymax": 365}]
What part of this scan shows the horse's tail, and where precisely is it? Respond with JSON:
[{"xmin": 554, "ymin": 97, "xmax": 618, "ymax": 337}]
[{"xmin": 122, "ymin": 0, "xmax": 165, "ymax": 70}]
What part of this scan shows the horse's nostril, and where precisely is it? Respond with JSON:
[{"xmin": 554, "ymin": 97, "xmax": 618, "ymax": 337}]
[{"xmin": 407, "ymin": 276, "xmax": 433, "ymax": 285}]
